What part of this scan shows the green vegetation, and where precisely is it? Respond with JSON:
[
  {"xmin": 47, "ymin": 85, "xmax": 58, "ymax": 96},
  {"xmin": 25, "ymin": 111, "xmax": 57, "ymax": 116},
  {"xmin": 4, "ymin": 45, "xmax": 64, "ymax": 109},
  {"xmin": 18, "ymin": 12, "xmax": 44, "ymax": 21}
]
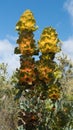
[
  {"xmin": 0, "ymin": 10, "xmax": 73, "ymax": 130},
  {"xmin": 0, "ymin": 63, "xmax": 18, "ymax": 130}
]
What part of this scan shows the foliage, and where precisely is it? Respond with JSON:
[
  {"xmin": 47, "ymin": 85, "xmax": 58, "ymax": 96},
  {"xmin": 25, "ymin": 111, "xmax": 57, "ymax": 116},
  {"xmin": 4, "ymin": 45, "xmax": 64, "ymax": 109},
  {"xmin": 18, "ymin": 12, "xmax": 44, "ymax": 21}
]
[
  {"xmin": 56, "ymin": 53, "xmax": 73, "ymax": 100},
  {"xmin": 0, "ymin": 63, "xmax": 18, "ymax": 130},
  {"xmin": 56, "ymin": 53, "xmax": 73, "ymax": 129}
]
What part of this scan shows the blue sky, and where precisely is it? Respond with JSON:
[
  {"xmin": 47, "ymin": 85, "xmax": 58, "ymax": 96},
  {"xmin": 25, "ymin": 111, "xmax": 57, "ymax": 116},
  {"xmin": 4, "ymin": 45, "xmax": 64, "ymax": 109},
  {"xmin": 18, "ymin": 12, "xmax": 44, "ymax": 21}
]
[
  {"xmin": 0, "ymin": 0, "xmax": 73, "ymax": 74},
  {"xmin": 0, "ymin": 0, "xmax": 73, "ymax": 40}
]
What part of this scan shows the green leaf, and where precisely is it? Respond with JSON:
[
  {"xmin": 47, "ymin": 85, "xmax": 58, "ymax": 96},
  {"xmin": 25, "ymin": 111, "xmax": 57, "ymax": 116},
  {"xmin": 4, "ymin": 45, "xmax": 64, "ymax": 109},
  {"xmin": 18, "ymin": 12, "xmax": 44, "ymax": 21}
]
[
  {"xmin": 14, "ymin": 47, "xmax": 21, "ymax": 54},
  {"xmin": 14, "ymin": 90, "xmax": 22, "ymax": 100}
]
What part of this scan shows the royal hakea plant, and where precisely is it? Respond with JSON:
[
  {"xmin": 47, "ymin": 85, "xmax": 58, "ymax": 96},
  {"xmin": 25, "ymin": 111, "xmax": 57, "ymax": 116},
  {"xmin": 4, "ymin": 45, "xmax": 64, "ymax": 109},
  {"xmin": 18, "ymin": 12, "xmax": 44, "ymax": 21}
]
[{"xmin": 14, "ymin": 10, "xmax": 69, "ymax": 130}]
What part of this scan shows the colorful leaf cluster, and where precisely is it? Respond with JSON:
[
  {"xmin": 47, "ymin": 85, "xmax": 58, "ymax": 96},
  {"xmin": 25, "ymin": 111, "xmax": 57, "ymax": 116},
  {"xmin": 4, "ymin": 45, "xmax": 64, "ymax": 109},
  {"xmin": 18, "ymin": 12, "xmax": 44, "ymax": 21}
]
[
  {"xmin": 48, "ymin": 84, "xmax": 60, "ymax": 100},
  {"xmin": 16, "ymin": 10, "xmax": 38, "ymax": 32},
  {"xmin": 19, "ymin": 58, "xmax": 36, "ymax": 85},
  {"xmin": 38, "ymin": 27, "xmax": 60, "ymax": 54},
  {"xmin": 16, "ymin": 31, "xmax": 37, "ymax": 55}
]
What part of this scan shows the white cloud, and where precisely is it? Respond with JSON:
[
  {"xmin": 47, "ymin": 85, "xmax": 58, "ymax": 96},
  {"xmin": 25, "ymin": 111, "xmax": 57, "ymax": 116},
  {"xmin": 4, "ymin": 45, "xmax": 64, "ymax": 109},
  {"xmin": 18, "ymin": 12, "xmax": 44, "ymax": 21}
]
[
  {"xmin": 6, "ymin": 34, "xmax": 17, "ymax": 41},
  {"xmin": 64, "ymin": 0, "xmax": 73, "ymax": 23},
  {"xmin": 0, "ymin": 39, "xmax": 20, "ymax": 75},
  {"xmin": 0, "ymin": 36, "xmax": 73, "ymax": 76},
  {"xmin": 63, "ymin": 0, "xmax": 73, "ymax": 61},
  {"xmin": 62, "ymin": 36, "xmax": 73, "ymax": 61}
]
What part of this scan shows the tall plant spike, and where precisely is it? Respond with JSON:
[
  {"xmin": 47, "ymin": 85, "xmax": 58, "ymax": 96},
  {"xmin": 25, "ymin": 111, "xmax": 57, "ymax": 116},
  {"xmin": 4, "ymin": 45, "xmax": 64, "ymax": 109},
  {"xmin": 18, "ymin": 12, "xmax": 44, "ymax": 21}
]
[{"xmin": 14, "ymin": 9, "xmax": 62, "ymax": 130}]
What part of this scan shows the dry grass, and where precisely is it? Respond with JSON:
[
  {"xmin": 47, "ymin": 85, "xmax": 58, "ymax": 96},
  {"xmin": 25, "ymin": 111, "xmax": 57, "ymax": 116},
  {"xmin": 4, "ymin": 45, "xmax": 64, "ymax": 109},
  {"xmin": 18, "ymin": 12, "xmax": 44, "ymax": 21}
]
[
  {"xmin": 0, "ymin": 109, "xmax": 16, "ymax": 130},
  {"xmin": 0, "ymin": 95, "xmax": 18, "ymax": 130},
  {"xmin": 62, "ymin": 77, "xmax": 73, "ymax": 100}
]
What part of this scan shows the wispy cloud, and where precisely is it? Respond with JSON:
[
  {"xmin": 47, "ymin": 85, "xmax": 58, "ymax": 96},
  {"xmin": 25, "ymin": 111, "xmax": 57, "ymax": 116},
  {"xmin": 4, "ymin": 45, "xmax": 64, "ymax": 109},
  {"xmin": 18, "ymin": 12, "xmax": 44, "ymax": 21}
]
[
  {"xmin": 0, "ymin": 39, "xmax": 20, "ymax": 75},
  {"xmin": 64, "ymin": 0, "xmax": 73, "ymax": 24},
  {"xmin": 62, "ymin": 36, "xmax": 73, "ymax": 60},
  {"xmin": 6, "ymin": 34, "xmax": 17, "ymax": 42},
  {"xmin": 63, "ymin": 0, "xmax": 73, "ymax": 61}
]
